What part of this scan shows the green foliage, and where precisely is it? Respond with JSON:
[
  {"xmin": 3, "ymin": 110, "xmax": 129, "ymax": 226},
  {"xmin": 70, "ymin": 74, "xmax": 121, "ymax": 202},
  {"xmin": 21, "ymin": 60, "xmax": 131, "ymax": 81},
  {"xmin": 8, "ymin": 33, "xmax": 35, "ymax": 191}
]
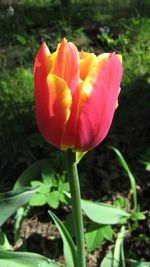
[
  {"xmin": 14, "ymin": 206, "xmax": 29, "ymax": 241},
  {"xmin": 110, "ymin": 147, "xmax": 137, "ymax": 211},
  {"xmin": 131, "ymin": 212, "xmax": 146, "ymax": 221},
  {"xmin": 0, "ymin": 187, "xmax": 38, "ymax": 227},
  {"xmin": 15, "ymin": 157, "xmax": 69, "ymax": 209},
  {"xmin": 113, "ymin": 226, "xmax": 126, "ymax": 267},
  {"xmin": 81, "ymin": 198, "xmax": 130, "ymax": 225},
  {"xmin": 30, "ymin": 174, "xmax": 69, "ymax": 208},
  {"xmin": 0, "ymin": 230, "xmax": 11, "ymax": 250},
  {"xmin": 142, "ymin": 161, "xmax": 150, "ymax": 172},
  {"xmin": 99, "ymin": 243, "xmax": 150, "ymax": 267},
  {"xmin": 113, "ymin": 196, "xmax": 130, "ymax": 211},
  {"xmin": 100, "ymin": 250, "xmax": 113, "ymax": 267},
  {"xmin": 65, "ymin": 191, "xmax": 130, "ymax": 253},
  {"xmin": 49, "ymin": 211, "xmax": 77, "ymax": 267},
  {"xmin": 127, "ymin": 259, "xmax": 150, "ymax": 267},
  {"xmin": 100, "ymin": 226, "xmax": 126, "ymax": 267},
  {"xmin": 85, "ymin": 223, "xmax": 113, "ymax": 252},
  {"xmin": 0, "ymin": 249, "xmax": 63, "ymax": 267}
]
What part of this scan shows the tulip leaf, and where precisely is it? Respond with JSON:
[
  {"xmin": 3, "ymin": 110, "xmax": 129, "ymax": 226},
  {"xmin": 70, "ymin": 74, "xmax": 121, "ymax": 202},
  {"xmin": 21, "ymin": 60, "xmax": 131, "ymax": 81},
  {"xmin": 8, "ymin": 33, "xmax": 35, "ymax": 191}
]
[
  {"xmin": 113, "ymin": 226, "xmax": 126, "ymax": 267},
  {"xmin": 0, "ymin": 249, "xmax": 63, "ymax": 267},
  {"xmin": 65, "ymin": 193, "xmax": 130, "ymax": 224},
  {"xmin": 81, "ymin": 199, "xmax": 130, "ymax": 225},
  {"xmin": 100, "ymin": 227, "xmax": 126, "ymax": 267},
  {"xmin": 0, "ymin": 230, "xmax": 12, "ymax": 250},
  {"xmin": 100, "ymin": 250, "xmax": 113, "ymax": 267},
  {"xmin": 127, "ymin": 259, "xmax": 150, "ymax": 267},
  {"xmin": 85, "ymin": 223, "xmax": 113, "ymax": 252},
  {"xmin": 0, "ymin": 187, "xmax": 38, "ymax": 226},
  {"xmin": 110, "ymin": 146, "xmax": 137, "ymax": 211},
  {"xmin": 48, "ymin": 210, "xmax": 77, "ymax": 267}
]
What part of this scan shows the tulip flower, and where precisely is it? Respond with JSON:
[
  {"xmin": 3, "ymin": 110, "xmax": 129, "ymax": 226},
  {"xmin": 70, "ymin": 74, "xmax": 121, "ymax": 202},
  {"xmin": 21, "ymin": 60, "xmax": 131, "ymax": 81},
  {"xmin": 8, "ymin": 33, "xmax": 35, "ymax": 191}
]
[{"xmin": 34, "ymin": 38, "xmax": 122, "ymax": 152}]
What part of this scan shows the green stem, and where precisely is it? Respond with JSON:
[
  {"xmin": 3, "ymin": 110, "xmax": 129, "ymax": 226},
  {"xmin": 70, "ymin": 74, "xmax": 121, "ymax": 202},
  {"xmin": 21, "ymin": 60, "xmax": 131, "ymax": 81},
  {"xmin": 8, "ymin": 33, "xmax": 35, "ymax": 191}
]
[{"xmin": 66, "ymin": 149, "xmax": 86, "ymax": 267}]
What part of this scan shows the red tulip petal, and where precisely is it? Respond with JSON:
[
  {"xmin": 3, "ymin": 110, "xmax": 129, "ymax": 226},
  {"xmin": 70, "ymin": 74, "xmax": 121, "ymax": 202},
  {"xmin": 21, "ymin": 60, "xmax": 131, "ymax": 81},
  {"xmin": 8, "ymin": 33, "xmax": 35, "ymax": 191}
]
[
  {"xmin": 35, "ymin": 72, "xmax": 72, "ymax": 148},
  {"xmin": 74, "ymin": 53, "xmax": 123, "ymax": 151},
  {"xmin": 61, "ymin": 86, "xmax": 80, "ymax": 149},
  {"xmin": 52, "ymin": 39, "xmax": 79, "ymax": 95},
  {"xmin": 34, "ymin": 42, "xmax": 51, "ymax": 77}
]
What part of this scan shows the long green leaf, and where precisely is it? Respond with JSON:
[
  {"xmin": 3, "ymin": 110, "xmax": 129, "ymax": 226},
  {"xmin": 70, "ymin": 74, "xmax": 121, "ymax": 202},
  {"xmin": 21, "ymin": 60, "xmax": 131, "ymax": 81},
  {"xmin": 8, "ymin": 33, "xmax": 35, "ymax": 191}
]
[
  {"xmin": 0, "ymin": 249, "xmax": 63, "ymax": 267},
  {"xmin": 49, "ymin": 210, "xmax": 77, "ymax": 267},
  {"xmin": 110, "ymin": 147, "xmax": 137, "ymax": 211},
  {"xmin": 65, "ymin": 193, "xmax": 130, "ymax": 225},
  {"xmin": 100, "ymin": 227, "xmax": 126, "ymax": 267},
  {"xmin": 81, "ymin": 199, "xmax": 130, "ymax": 225},
  {"xmin": 0, "ymin": 230, "xmax": 12, "ymax": 250},
  {"xmin": 14, "ymin": 160, "xmax": 43, "ymax": 188},
  {"xmin": 0, "ymin": 187, "xmax": 38, "ymax": 226},
  {"xmin": 100, "ymin": 250, "xmax": 113, "ymax": 267},
  {"xmin": 113, "ymin": 226, "xmax": 126, "ymax": 267},
  {"xmin": 127, "ymin": 259, "xmax": 150, "ymax": 267}
]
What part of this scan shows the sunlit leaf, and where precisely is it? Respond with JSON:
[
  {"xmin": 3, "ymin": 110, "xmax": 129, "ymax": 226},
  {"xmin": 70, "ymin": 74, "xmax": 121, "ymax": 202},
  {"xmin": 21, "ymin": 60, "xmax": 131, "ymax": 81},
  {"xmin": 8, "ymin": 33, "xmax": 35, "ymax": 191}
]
[
  {"xmin": 131, "ymin": 212, "xmax": 146, "ymax": 220},
  {"xmin": 113, "ymin": 226, "xmax": 126, "ymax": 267},
  {"xmin": 59, "ymin": 192, "xmax": 68, "ymax": 204},
  {"xmin": 142, "ymin": 161, "xmax": 150, "ymax": 172},
  {"xmin": 42, "ymin": 161, "xmax": 58, "ymax": 187},
  {"xmin": 29, "ymin": 193, "xmax": 47, "ymax": 206},
  {"xmin": 0, "ymin": 187, "xmax": 38, "ymax": 226},
  {"xmin": 0, "ymin": 249, "xmax": 63, "ymax": 267},
  {"xmin": 65, "ymin": 192, "xmax": 130, "ymax": 225},
  {"xmin": 85, "ymin": 223, "xmax": 113, "ymax": 252},
  {"xmin": 15, "ymin": 34, "xmax": 27, "ymax": 46},
  {"xmin": 100, "ymin": 226, "xmax": 126, "ymax": 267},
  {"xmin": 85, "ymin": 223, "xmax": 104, "ymax": 252},
  {"xmin": 47, "ymin": 191, "xmax": 60, "ymax": 209},
  {"xmin": 39, "ymin": 184, "xmax": 51, "ymax": 194},
  {"xmin": 0, "ymin": 230, "xmax": 12, "ymax": 250},
  {"xmin": 14, "ymin": 207, "xmax": 28, "ymax": 241},
  {"xmin": 100, "ymin": 225, "xmax": 113, "ymax": 240},
  {"xmin": 49, "ymin": 210, "xmax": 77, "ymax": 267},
  {"xmin": 59, "ymin": 182, "xmax": 69, "ymax": 192},
  {"xmin": 100, "ymin": 250, "xmax": 113, "ymax": 267},
  {"xmin": 127, "ymin": 259, "xmax": 150, "ymax": 267},
  {"xmin": 81, "ymin": 199, "xmax": 130, "ymax": 225},
  {"xmin": 145, "ymin": 163, "xmax": 150, "ymax": 171},
  {"xmin": 110, "ymin": 147, "xmax": 137, "ymax": 211}
]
